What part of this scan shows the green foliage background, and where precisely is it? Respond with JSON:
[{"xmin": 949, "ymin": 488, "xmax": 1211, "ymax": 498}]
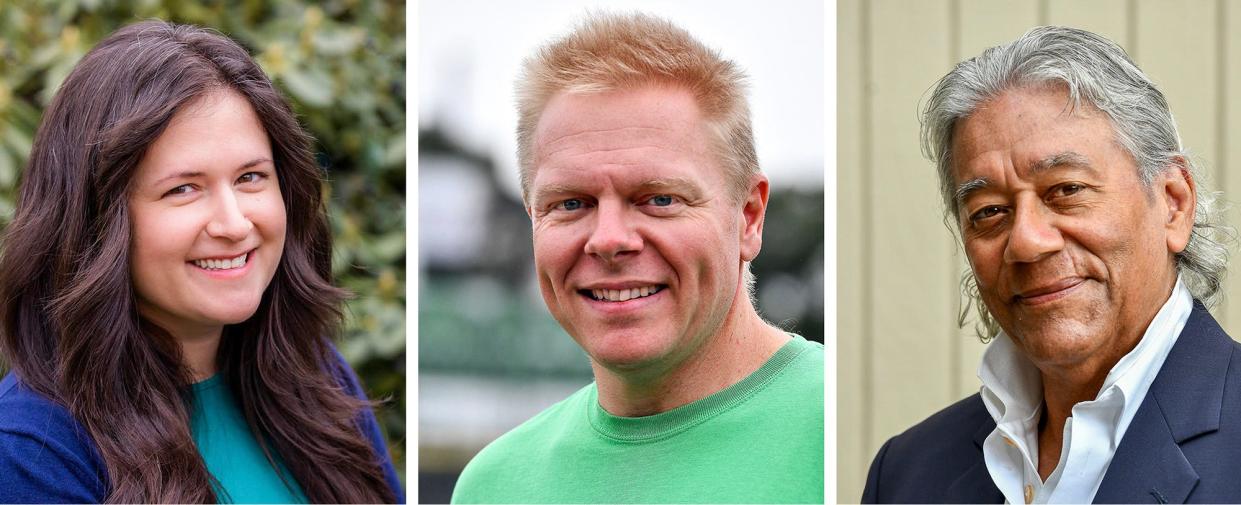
[{"xmin": 0, "ymin": 0, "xmax": 407, "ymax": 487}]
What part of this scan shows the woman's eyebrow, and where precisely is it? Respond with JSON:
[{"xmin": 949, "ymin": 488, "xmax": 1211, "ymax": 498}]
[
  {"xmin": 149, "ymin": 158, "xmax": 272, "ymax": 186},
  {"xmin": 152, "ymin": 170, "xmax": 204, "ymax": 186},
  {"xmin": 239, "ymin": 157, "xmax": 273, "ymax": 169}
]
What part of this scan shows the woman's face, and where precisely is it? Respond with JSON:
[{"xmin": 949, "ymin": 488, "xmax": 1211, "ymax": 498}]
[{"xmin": 128, "ymin": 90, "xmax": 286, "ymax": 341}]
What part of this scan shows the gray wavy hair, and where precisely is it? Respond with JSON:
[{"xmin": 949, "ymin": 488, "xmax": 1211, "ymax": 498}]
[{"xmin": 921, "ymin": 26, "xmax": 1231, "ymax": 341}]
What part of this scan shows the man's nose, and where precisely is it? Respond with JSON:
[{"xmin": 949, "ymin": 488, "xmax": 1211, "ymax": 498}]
[
  {"xmin": 1003, "ymin": 202, "xmax": 1064, "ymax": 263},
  {"xmin": 583, "ymin": 201, "xmax": 642, "ymax": 263},
  {"xmin": 205, "ymin": 189, "xmax": 254, "ymax": 241}
]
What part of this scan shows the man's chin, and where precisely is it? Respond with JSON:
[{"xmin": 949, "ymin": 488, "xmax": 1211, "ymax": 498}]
[
  {"xmin": 1006, "ymin": 321, "xmax": 1110, "ymax": 367},
  {"xmin": 589, "ymin": 347, "xmax": 663, "ymax": 371},
  {"xmin": 583, "ymin": 336, "xmax": 677, "ymax": 375}
]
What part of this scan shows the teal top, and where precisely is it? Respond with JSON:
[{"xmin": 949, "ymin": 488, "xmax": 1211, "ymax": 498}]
[{"xmin": 189, "ymin": 375, "xmax": 308, "ymax": 504}]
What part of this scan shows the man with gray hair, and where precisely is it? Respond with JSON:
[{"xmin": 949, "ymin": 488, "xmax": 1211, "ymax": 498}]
[
  {"xmin": 863, "ymin": 26, "xmax": 1238, "ymax": 503},
  {"xmin": 451, "ymin": 12, "xmax": 824, "ymax": 504}
]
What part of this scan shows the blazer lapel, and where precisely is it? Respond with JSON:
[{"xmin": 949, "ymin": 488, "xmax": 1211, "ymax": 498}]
[
  {"xmin": 1092, "ymin": 398, "xmax": 1198, "ymax": 503},
  {"xmin": 1094, "ymin": 302, "xmax": 1230, "ymax": 503},
  {"xmin": 945, "ymin": 420, "xmax": 1004, "ymax": 503}
]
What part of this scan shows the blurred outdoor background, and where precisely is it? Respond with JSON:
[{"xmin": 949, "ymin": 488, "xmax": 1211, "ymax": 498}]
[
  {"xmin": 840, "ymin": 0, "xmax": 1241, "ymax": 501},
  {"xmin": 0, "ymin": 0, "xmax": 406, "ymax": 490},
  {"xmin": 418, "ymin": 0, "xmax": 824, "ymax": 502}
]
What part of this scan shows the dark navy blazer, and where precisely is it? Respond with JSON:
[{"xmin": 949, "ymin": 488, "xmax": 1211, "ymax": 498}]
[{"xmin": 862, "ymin": 301, "xmax": 1241, "ymax": 504}]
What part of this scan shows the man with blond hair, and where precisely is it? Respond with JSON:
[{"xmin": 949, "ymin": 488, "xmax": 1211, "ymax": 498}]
[{"xmin": 450, "ymin": 12, "xmax": 824, "ymax": 504}]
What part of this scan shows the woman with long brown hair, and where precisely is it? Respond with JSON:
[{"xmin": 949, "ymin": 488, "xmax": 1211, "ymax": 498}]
[{"xmin": 0, "ymin": 20, "xmax": 401, "ymax": 503}]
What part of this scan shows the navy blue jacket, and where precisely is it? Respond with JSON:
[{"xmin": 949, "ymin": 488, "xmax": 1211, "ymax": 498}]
[
  {"xmin": 862, "ymin": 301, "xmax": 1241, "ymax": 503},
  {"xmin": 0, "ymin": 352, "xmax": 405, "ymax": 503}
]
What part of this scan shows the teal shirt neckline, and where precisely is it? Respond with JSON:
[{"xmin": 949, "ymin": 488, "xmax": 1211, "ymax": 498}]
[{"xmin": 189, "ymin": 374, "xmax": 308, "ymax": 504}]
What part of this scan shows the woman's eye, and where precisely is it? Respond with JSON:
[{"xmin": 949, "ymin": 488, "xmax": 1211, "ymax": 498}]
[
  {"xmin": 647, "ymin": 195, "xmax": 676, "ymax": 207},
  {"xmin": 163, "ymin": 184, "xmax": 195, "ymax": 197},
  {"xmin": 238, "ymin": 172, "xmax": 265, "ymax": 184}
]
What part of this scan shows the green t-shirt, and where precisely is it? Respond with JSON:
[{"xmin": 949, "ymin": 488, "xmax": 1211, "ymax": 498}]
[
  {"xmin": 189, "ymin": 375, "xmax": 308, "ymax": 504},
  {"xmin": 451, "ymin": 334, "xmax": 825, "ymax": 504}
]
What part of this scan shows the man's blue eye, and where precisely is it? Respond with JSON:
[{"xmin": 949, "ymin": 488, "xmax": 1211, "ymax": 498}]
[
  {"xmin": 561, "ymin": 199, "xmax": 584, "ymax": 211},
  {"xmin": 649, "ymin": 195, "xmax": 674, "ymax": 206}
]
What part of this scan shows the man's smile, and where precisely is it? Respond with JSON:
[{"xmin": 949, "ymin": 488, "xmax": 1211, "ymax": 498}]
[
  {"xmin": 582, "ymin": 285, "xmax": 666, "ymax": 302},
  {"xmin": 1012, "ymin": 277, "xmax": 1087, "ymax": 306}
]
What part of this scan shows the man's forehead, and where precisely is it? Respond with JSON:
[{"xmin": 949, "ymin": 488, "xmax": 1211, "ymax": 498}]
[
  {"xmin": 949, "ymin": 88, "xmax": 1119, "ymax": 179},
  {"xmin": 532, "ymin": 87, "xmax": 708, "ymax": 158},
  {"xmin": 538, "ymin": 127, "xmax": 690, "ymax": 162}
]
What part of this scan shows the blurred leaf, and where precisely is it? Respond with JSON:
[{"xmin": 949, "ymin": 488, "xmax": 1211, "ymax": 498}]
[
  {"xmin": 41, "ymin": 57, "xmax": 79, "ymax": 105},
  {"xmin": 384, "ymin": 131, "xmax": 405, "ymax": 169},
  {"xmin": 369, "ymin": 231, "xmax": 405, "ymax": 265},
  {"xmin": 280, "ymin": 67, "xmax": 333, "ymax": 108},
  {"xmin": 313, "ymin": 27, "xmax": 364, "ymax": 56},
  {"xmin": 3, "ymin": 120, "xmax": 33, "ymax": 158},
  {"xmin": 256, "ymin": 42, "xmax": 290, "ymax": 77},
  {"xmin": 0, "ymin": 149, "xmax": 14, "ymax": 189},
  {"xmin": 0, "ymin": 80, "xmax": 12, "ymax": 112}
]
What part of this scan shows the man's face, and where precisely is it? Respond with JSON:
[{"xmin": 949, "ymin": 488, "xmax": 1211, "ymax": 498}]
[
  {"xmin": 527, "ymin": 86, "xmax": 762, "ymax": 376},
  {"xmin": 952, "ymin": 85, "xmax": 1191, "ymax": 370}
]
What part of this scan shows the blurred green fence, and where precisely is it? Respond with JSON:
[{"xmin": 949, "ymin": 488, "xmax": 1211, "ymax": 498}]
[{"xmin": 0, "ymin": 0, "xmax": 406, "ymax": 487}]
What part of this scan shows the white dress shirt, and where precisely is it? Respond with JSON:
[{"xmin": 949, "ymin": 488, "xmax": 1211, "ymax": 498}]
[{"xmin": 979, "ymin": 276, "xmax": 1193, "ymax": 504}]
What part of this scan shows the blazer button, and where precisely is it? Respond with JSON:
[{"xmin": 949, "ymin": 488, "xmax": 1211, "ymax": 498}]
[{"xmin": 1024, "ymin": 484, "xmax": 1033, "ymax": 504}]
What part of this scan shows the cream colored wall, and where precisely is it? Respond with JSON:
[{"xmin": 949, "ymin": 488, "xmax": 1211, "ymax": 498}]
[{"xmin": 837, "ymin": 0, "xmax": 1241, "ymax": 502}]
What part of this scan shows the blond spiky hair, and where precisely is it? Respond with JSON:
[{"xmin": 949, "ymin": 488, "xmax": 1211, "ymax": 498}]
[{"xmin": 515, "ymin": 12, "xmax": 758, "ymax": 204}]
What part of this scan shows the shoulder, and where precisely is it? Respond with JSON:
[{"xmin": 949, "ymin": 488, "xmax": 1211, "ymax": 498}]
[
  {"xmin": 781, "ymin": 335, "xmax": 825, "ymax": 388},
  {"xmin": 451, "ymin": 384, "xmax": 594, "ymax": 504},
  {"xmin": 326, "ymin": 345, "xmax": 371, "ymax": 399},
  {"xmin": 323, "ymin": 347, "xmax": 407, "ymax": 502},
  {"xmin": 459, "ymin": 384, "xmax": 592, "ymax": 469},
  {"xmin": 0, "ymin": 373, "xmax": 107, "ymax": 503},
  {"xmin": 863, "ymin": 394, "xmax": 992, "ymax": 503},
  {"xmin": 883, "ymin": 393, "xmax": 991, "ymax": 455},
  {"xmin": 742, "ymin": 334, "xmax": 823, "ymax": 421},
  {"xmin": 748, "ymin": 334, "xmax": 823, "ymax": 415},
  {"xmin": 785, "ymin": 334, "xmax": 824, "ymax": 364}
]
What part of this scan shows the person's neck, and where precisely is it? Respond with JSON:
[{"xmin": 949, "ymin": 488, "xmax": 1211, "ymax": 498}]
[
  {"xmin": 592, "ymin": 295, "xmax": 788, "ymax": 417},
  {"xmin": 1033, "ymin": 276, "xmax": 1178, "ymax": 480},
  {"xmin": 138, "ymin": 306, "xmax": 225, "ymax": 382},
  {"xmin": 164, "ymin": 323, "xmax": 223, "ymax": 383},
  {"xmin": 183, "ymin": 332, "xmax": 223, "ymax": 382}
]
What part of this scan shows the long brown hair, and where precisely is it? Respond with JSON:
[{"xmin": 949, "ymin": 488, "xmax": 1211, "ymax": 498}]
[{"xmin": 0, "ymin": 21, "xmax": 396, "ymax": 503}]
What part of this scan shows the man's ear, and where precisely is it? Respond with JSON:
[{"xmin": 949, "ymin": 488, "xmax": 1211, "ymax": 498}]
[
  {"xmin": 1163, "ymin": 159, "xmax": 1196, "ymax": 254},
  {"xmin": 740, "ymin": 175, "xmax": 770, "ymax": 262}
]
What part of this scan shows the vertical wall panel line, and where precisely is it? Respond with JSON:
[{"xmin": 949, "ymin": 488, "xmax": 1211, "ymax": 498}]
[
  {"xmin": 947, "ymin": 0, "xmax": 963, "ymax": 399},
  {"xmin": 1216, "ymin": 0, "xmax": 1230, "ymax": 324},
  {"xmin": 860, "ymin": 0, "xmax": 875, "ymax": 463},
  {"xmin": 1216, "ymin": 0, "xmax": 1227, "ymax": 196}
]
